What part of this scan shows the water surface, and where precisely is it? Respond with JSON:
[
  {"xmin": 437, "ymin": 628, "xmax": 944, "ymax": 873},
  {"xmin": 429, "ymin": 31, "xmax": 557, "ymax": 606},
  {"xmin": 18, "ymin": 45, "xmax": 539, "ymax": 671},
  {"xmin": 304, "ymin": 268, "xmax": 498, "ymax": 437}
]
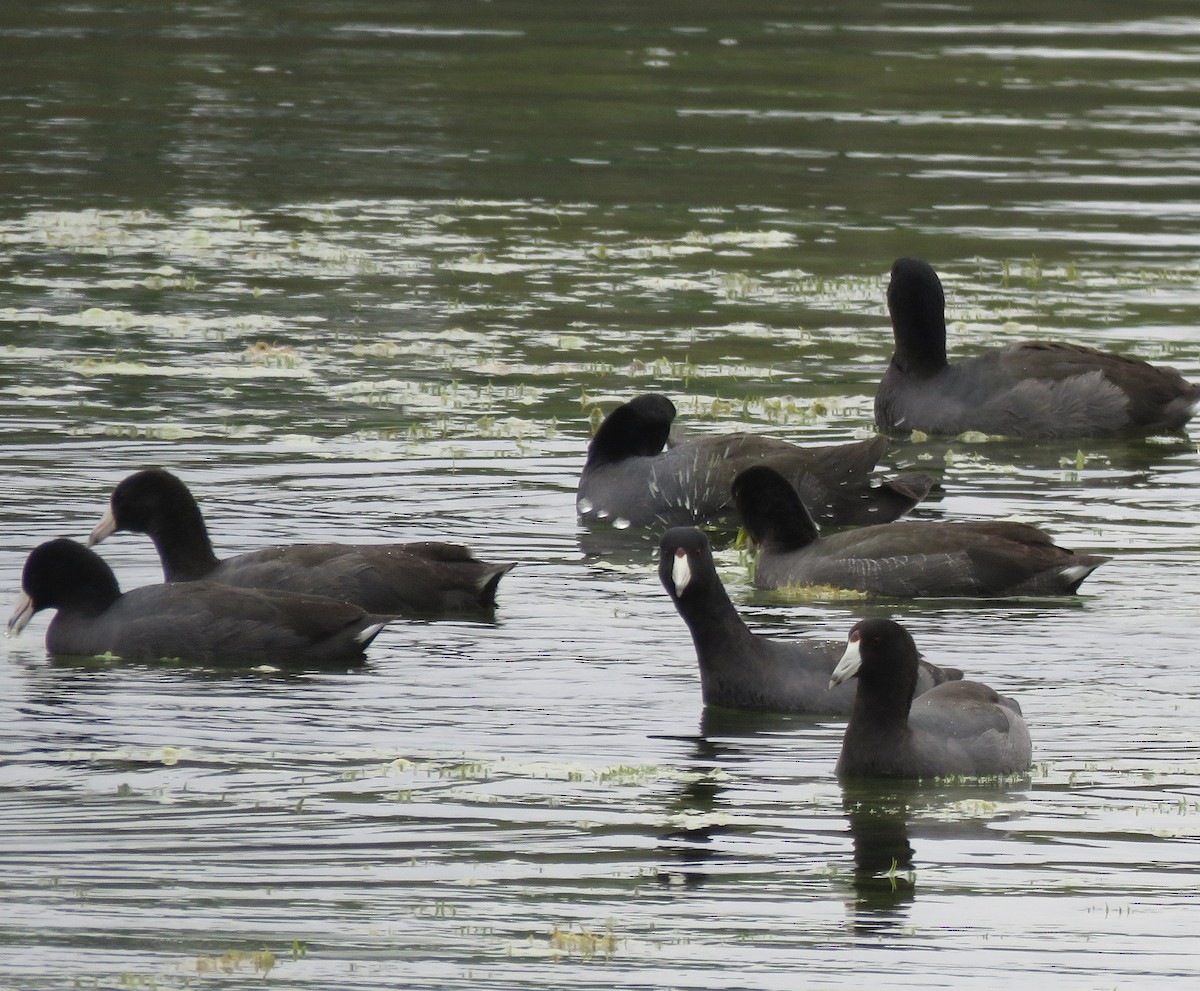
[{"xmin": 3, "ymin": 4, "xmax": 1200, "ymax": 989}]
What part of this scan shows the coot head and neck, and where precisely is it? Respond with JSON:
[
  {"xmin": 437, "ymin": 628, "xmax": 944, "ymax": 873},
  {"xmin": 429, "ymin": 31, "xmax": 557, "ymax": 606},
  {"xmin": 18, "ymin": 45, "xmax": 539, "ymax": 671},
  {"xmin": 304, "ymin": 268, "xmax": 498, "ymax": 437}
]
[
  {"xmin": 90, "ymin": 468, "xmax": 220, "ymax": 581},
  {"xmin": 10, "ymin": 538, "xmax": 122, "ymax": 633},
  {"xmin": 830, "ymin": 618, "xmax": 921, "ymax": 729},
  {"xmin": 887, "ymin": 257, "xmax": 949, "ymax": 376},
  {"xmin": 585, "ymin": 394, "xmax": 676, "ymax": 468},
  {"xmin": 731, "ymin": 465, "xmax": 821, "ymax": 553},
  {"xmin": 658, "ymin": 527, "xmax": 748, "ymax": 636}
]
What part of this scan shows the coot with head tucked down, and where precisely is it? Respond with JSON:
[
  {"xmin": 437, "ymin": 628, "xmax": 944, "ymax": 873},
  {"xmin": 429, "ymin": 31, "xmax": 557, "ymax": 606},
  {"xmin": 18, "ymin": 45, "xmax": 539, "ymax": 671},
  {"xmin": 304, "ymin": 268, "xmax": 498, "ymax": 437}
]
[
  {"xmin": 733, "ymin": 465, "xmax": 1108, "ymax": 597},
  {"xmin": 578, "ymin": 393, "xmax": 933, "ymax": 531}
]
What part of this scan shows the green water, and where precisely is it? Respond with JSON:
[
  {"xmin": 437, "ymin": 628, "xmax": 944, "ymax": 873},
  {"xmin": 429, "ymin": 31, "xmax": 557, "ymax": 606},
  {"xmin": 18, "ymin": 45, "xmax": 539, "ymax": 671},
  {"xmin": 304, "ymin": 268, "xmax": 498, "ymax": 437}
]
[{"xmin": 2, "ymin": 4, "xmax": 1200, "ymax": 989}]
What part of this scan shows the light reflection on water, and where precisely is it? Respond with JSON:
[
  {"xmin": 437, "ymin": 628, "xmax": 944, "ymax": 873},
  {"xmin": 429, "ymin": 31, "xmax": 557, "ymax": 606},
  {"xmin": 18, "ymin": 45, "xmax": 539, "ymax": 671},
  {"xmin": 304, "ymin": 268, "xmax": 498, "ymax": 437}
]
[{"xmin": 3, "ymin": 3, "xmax": 1200, "ymax": 989}]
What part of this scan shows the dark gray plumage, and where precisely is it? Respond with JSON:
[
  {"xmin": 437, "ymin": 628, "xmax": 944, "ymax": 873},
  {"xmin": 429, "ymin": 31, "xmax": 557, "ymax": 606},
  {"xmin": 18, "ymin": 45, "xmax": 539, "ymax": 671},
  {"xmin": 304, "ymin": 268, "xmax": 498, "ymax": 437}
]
[
  {"xmin": 9, "ymin": 538, "xmax": 390, "ymax": 667},
  {"xmin": 830, "ymin": 618, "xmax": 1032, "ymax": 778},
  {"xmin": 89, "ymin": 469, "xmax": 514, "ymax": 616},
  {"xmin": 578, "ymin": 394, "xmax": 933, "ymax": 530},
  {"xmin": 658, "ymin": 527, "xmax": 961, "ymax": 714},
  {"xmin": 876, "ymin": 257, "xmax": 1200, "ymax": 439},
  {"xmin": 733, "ymin": 465, "xmax": 1109, "ymax": 597}
]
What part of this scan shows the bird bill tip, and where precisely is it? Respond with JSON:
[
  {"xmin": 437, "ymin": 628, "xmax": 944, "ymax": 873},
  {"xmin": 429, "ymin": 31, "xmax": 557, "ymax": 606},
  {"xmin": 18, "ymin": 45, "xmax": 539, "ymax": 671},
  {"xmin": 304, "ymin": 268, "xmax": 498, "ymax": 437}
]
[
  {"xmin": 7, "ymin": 591, "xmax": 34, "ymax": 637},
  {"xmin": 87, "ymin": 507, "xmax": 118, "ymax": 547},
  {"xmin": 828, "ymin": 637, "xmax": 862, "ymax": 689}
]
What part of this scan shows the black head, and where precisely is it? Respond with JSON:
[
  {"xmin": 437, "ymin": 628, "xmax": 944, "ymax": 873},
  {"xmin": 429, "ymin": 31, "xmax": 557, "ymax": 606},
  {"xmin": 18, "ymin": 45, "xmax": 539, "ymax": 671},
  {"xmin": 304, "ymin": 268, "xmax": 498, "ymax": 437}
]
[
  {"xmin": 730, "ymin": 465, "xmax": 820, "ymax": 552},
  {"xmin": 16, "ymin": 538, "xmax": 122, "ymax": 622},
  {"xmin": 886, "ymin": 257, "xmax": 948, "ymax": 373},
  {"xmin": 107, "ymin": 468, "xmax": 202, "ymax": 536},
  {"xmin": 586, "ymin": 394, "xmax": 676, "ymax": 467},
  {"xmin": 658, "ymin": 526, "xmax": 717, "ymax": 602},
  {"xmin": 830, "ymin": 618, "xmax": 922, "ymax": 711}
]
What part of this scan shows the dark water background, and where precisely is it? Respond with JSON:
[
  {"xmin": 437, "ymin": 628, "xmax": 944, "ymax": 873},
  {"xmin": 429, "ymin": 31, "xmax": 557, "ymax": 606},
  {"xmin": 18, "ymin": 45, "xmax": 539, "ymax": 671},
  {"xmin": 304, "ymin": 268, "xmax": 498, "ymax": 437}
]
[{"xmin": 3, "ymin": 4, "xmax": 1200, "ymax": 988}]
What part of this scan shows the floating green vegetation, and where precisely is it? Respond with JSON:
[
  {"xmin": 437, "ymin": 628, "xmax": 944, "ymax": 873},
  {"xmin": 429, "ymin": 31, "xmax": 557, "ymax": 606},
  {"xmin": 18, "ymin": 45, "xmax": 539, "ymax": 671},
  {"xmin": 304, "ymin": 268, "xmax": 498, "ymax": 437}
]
[
  {"xmin": 550, "ymin": 921, "xmax": 619, "ymax": 960},
  {"xmin": 194, "ymin": 948, "xmax": 276, "ymax": 977},
  {"xmin": 1000, "ymin": 255, "xmax": 1044, "ymax": 288},
  {"xmin": 438, "ymin": 252, "xmax": 530, "ymax": 274},
  {"xmin": 349, "ymin": 340, "xmax": 405, "ymax": 358},
  {"xmin": 240, "ymin": 340, "xmax": 304, "ymax": 368},
  {"xmin": 1058, "ymin": 449, "xmax": 1108, "ymax": 470},
  {"xmin": 633, "ymin": 274, "xmax": 711, "ymax": 292},
  {"xmin": 753, "ymin": 394, "xmax": 829, "ymax": 424},
  {"xmin": 727, "ymin": 530, "xmax": 757, "ymax": 582},
  {"xmin": 784, "ymin": 272, "xmax": 882, "ymax": 300},
  {"xmin": 927, "ymin": 770, "xmax": 1034, "ymax": 787},
  {"xmin": 885, "ymin": 857, "xmax": 916, "ymax": 892},
  {"xmin": 510, "ymin": 921, "xmax": 620, "ymax": 961},
  {"xmin": 665, "ymin": 809, "xmax": 733, "ymax": 830},
  {"xmin": 922, "ymin": 798, "xmax": 1018, "ymax": 822},
  {"xmin": 765, "ymin": 583, "xmax": 871, "ymax": 603},
  {"xmin": 68, "ymin": 358, "xmax": 311, "ymax": 380},
  {"xmin": 331, "ymin": 377, "xmax": 547, "ymax": 412},
  {"xmin": 682, "ymin": 229, "xmax": 795, "ymax": 249},
  {"xmin": 93, "ymin": 423, "xmax": 203, "ymax": 441},
  {"xmin": 370, "ymin": 753, "xmax": 669, "ymax": 792},
  {"xmin": 158, "ymin": 746, "xmax": 186, "ymax": 766},
  {"xmin": 80, "ymin": 421, "xmax": 268, "ymax": 442},
  {"xmin": 942, "ymin": 449, "xmax": 1019, "ymax": 474},
  {"xmin": 718, "ymin": 272, "xmax": 761, "ymax": 299},
  {"xmin": 669, "ymin": 392, "xmax": 848, "ymax": 427},
  {"xmin": 415, "ymin": 899, "xmax": 457, "ymax": 918},
  {"xmin": 55, "ymin": 744, "xmax": 193, "ymax": 768},
  {"xmin": 571, "ymin": 763, "xmax": 660, "ymax": 785}
]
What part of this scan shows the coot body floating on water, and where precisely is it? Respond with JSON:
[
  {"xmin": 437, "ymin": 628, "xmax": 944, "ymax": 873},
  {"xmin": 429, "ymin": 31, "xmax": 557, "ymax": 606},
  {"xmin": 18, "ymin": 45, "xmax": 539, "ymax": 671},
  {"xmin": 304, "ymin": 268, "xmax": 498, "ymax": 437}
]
[
  {"xmin": 579, "ymin": 394, "xmax": 933, "ymax": 530},
  {"xmin": 876, "ymin": 257, "xmax": 1200, "ymax": 439}
]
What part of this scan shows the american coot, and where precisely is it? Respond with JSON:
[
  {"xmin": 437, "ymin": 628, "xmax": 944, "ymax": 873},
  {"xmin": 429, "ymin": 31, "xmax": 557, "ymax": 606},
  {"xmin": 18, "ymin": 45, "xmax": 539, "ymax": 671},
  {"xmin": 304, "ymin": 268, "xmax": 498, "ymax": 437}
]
[
  {"xmin": 88, "ymin": 469, "xmax": 515, "ymax": 616},
  {"xmin": 9, "ymin": 538, "xmax": 391, "ymax": 667},
  {"xmin": 829, "ymin": 618, "xmax": 1032, "ymax": 778},
  {"xmin": 732, "ymin": 465, "xmax": 1109, "ymax": 597},
  {"xmin": 877, "ymin": 257, "xmax": 1200, "ymax": 439},
  {"xmin": 658, "ymin": 527, "xmax": 962, "ymax": 714},
  {"xmin": 578, "ymin": 394, "xmax": 934, "ymax": 530}
]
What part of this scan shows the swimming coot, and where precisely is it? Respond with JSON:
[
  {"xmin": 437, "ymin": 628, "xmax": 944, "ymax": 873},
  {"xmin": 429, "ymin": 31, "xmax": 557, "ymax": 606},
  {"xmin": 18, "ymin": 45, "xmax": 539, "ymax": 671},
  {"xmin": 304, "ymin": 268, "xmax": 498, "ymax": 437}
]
[
  {"xmin": 732, "ymin": 465, "xmax": 1109, "ymax": 597},
  {"xmin": 876, "ymin": 257, "xmax": 1200, "ymax": 439},
  {"xmin": 89, "ymin": 469, "xmax": 514, "ymax": 616},
  {"xmin": 579, "ymin": 394, "xmax": 933, "ymax": 530},
  {"xmin": 658, "ymin": 526, "xmax": 962, "ymax": 714},
  {"xmin": 10, "ymin": 538, "xmax": 391, "ymax": 667},
  {"xmin": 830, "ymin": 618, "xmax": 1032, "ymax": 778}
]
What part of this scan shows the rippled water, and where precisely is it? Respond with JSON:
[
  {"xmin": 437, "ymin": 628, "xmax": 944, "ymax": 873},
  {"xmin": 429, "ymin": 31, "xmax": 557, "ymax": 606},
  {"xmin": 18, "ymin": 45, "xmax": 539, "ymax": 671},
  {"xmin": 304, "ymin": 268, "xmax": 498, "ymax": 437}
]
[{"xmin": 3, "ymin": 4, "xmax": 1200, "ymax": 989}]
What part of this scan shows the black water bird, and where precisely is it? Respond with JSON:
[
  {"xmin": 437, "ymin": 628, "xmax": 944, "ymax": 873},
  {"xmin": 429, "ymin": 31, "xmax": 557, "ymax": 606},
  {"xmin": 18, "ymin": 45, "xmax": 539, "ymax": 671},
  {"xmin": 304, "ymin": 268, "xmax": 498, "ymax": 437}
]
[
  {"xmin": 829, "ymin": 618, "xmax": 1032, "ymax": 778},
  {"xmin": 89, "ymin": 469, "xmax": 514, "ymax": 616},
  {"xmin": 876, "ymin": 257, "xmax": 1200, "ymax": 439},
  {"xmin": 732, "ymin": 465, "xmax": 1109, "ymax": 597},
  {"xmin": 658, "ymin": 527, "xmax": 961, "ymax": 714},
  {"xmin": 9, "ymin": 538, "xmax": 390, "ymax": 667},
  {"xmin": 578, "ymin": 394, "xmax": 933, "ymax": 530}
]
